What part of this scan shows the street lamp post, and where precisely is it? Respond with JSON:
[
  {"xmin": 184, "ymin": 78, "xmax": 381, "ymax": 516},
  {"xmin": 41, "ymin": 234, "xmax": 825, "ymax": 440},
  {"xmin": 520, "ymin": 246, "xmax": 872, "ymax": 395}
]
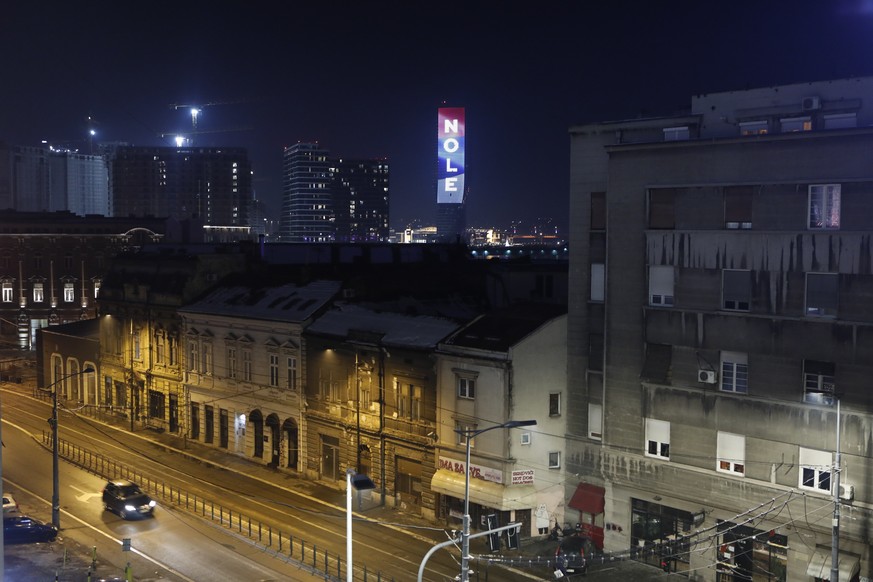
[
  {"xmin": 454, "ymin": 419, "xmax": 536, "ymax": 582},
  {"xmin": 43, "ymin": 366, "xmax": 95, "ymax": 529},
  {"xmin": 346, "ymin": 468, "xmax": 375, "ymax": 582}
]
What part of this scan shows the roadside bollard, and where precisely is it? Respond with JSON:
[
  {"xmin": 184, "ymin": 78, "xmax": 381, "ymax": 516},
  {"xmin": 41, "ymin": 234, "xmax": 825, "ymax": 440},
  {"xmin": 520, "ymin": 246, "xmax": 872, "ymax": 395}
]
[
  {"xmin": 91, "ymin": 545, "xmax": 97, "ymax": 570},
  {"xmin": 125, "ymin": 561, "xmax": 132, "ymax": 582}
]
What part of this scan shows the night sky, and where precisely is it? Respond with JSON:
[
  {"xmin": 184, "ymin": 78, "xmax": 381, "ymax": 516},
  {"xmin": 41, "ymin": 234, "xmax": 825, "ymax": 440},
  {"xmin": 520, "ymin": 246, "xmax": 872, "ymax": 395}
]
[{"xmin": 3, "ymin": 1, "xmax": 873, "ymax": 233}]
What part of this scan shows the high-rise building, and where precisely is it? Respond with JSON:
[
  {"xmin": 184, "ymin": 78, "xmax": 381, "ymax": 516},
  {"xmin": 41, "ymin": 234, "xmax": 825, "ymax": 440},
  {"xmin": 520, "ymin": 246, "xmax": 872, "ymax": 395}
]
[
  {"xmin": 108, "ymin": 145, "xmax": 252, "ymax": 227},
  {"xmin": 331, "ymin": 157, "xmax": 389, "ymax": 242},
  {"xmin": 280, "ymin": 143, "xmax": 333, "ymax": 242},
  {"xmin": 49, "ymin": 151, "xmax": 109, "ymax": 216},
  {"xmin": 436, "ymin": 107, "xmax": 467, "ymax": 243},
  {"xmin": 567, "ymin": 77, "xmax": 873, "ymax": 579}
]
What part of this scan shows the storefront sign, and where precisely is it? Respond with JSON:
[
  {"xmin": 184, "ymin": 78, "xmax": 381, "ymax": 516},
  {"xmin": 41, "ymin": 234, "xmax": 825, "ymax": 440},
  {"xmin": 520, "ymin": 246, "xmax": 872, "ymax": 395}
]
[
  {"xmin": 439, "ymin": 456, "xmax": 503, "ymax": 483},
  {"xmin": 511, "ymin": 469, "xmax": 535, "ymax": 484}
]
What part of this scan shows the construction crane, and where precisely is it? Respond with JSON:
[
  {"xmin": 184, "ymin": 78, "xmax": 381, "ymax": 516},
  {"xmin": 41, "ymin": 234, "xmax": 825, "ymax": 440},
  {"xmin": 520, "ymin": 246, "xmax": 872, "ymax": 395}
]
[{"xmin": 168, "ymin": 98, "xmax": 251, "ymax": 130}]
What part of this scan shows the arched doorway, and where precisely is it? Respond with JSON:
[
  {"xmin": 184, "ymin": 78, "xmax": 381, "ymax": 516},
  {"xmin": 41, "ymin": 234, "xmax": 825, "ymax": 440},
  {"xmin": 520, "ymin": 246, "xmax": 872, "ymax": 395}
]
[
  {"xmin": 266, "ymin": 413, "xmax": 280, "ymax": 467},
  {"xmin": 282, "ymin": 418, "xmax": 299, "ymax": 471},
  {"xmin": 249, "ymin": 409, "xmax": 264, "ymax": 458}
]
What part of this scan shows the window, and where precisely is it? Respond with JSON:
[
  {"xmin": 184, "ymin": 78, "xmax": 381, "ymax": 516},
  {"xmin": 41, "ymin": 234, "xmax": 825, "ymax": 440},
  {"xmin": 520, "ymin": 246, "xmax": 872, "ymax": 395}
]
[
  {"xmin": 799, "ymin": 447, "xmax": 832, "ymax": 493},
  {"xmin": 396, "ymin": 380, "xmax": 421, "ymax": 420},
  {"xmin": 720, "ymin": 352, "xmax": 748, "ymax": 393},
  {"xmin": 549, "ymin": 393, "xmax": 561, "ymax": 417},
  {"xmin": 133, "ymin": 332, "xmax": 141, "ymax": 360},
  {"xmin": 722, "ymin": 270, "xmax": 751, "ymax": 311},
  {"xmin": 588, "ymin": 403, "xmax": 602, "ymax": 440},
  {"xmin": 63, "ymin": 283, "xmax": 74, "ymax": 303},
  {"xmin": 188, "ymin": 340, "xmax": 198, "ymax": 371},
  {"xmin": 645, "ymin": 418, "xmax": 670, "ymax": 459},
  {"xmin": 204, "ymin": 405, "xmax": 214, "ymax": 443},
  {"xmin": 457, "ymin": 376, "xmax": 475, "ymax": 399},
  {"xmin": 808, "ymin": 184, "xmax": 840, "ymax": 229},
  {"xmin": 548, "ymin": 451, "xmax": 561, "ymax": 469},
  {"xmin": 780, "ymin": 116, "xmax": 811, "ymax": 132},
  {"xmin": 806, "ymin": 273, "xmax": 838, "ymax": 317},
  {"xmin": 590, "ymin": 191, "xmax": 606, "ymax": 230},
  {"xmin": 242, "ymin": 349, "xmax": 252, "ymax": 381},
  {"xmin": 155, "ymin": 332, "xmax": 165, "ymax": 364},
  {"xmin": 649, "ymin": 266, "xmax": 674, "ymax": 306},
  {"xmin": 456, "ymin": 421, "xmax": 476, "ymax": 447},
  {"xmin": 739, "ymin": 120, "xmax": 768, "ymax": 135},
  {"xmin": 648, "ymin": 189, "xmax": 675, "ymax": 229},
  {"xmin": 804, "ymin": 359, "xmax": 835, "ymax": 405},
  {"xmin": 724, "ymin": 186, "xmax": 753, "ymax": 229},
  {"xmin": 269, "ymin": 354, "xmax": 279, "ymax": 387},
  {"xmin": 717, "ymin": 432, "xmax": 745, "ymax": 475},
  {"xmin": 590, "ymin": 263, "xmax": 604, "ymax": 302},
  {"xmin": 148, "ymin": 390, "xmax": 165, "ymax": 419},
  {"xmin": 663, "ymin": 126, "xmax": 689, "ymax": 141},
  {"xmin": 287, "ymin": 356, "xmax": 298, "ymax": 390},
  {"xmin": 33, "ymin": 282, "xmax": 44, "ymax": 303},
  {"xmin": 94, "ymin": 281, "xmax": 101, "ymax": 299},
  {"xmin": 227, "ymin": 347, "xmax": 237, "ymax": 379},
  {"xmin": 520, "ymin": 432, "xmax": 531, "ymax": 445},
  {"xmin": 1, "ymin": 282, "xmax": 12, "ymax": 303},
  {"xmin": 823, "ymin": 112, "xmax": 857, "ymax": 129},
  {"xmin": 201, "ymin": 342, "xmax": 212, "ymax": 374}
]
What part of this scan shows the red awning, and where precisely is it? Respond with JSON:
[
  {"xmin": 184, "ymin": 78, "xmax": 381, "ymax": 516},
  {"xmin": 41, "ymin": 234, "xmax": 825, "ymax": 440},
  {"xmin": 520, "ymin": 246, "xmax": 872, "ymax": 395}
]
[{"xmin": 568, "ymin": 483, "xmax": 605, "ymax": 514}]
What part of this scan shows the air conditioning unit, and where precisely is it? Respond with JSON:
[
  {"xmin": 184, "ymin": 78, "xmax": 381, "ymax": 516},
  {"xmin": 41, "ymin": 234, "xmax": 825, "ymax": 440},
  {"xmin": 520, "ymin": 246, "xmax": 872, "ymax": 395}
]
[
  {"xmin": 802, "ymin": 96, "xmax": 821, "ymax": 111},
  {"xmin": 839, "ymin": 484, "xmax": 855, "ymax": 501},
  {"xmin": 698, "ymin": 369, "xmax": 717, "ymax": 384}
]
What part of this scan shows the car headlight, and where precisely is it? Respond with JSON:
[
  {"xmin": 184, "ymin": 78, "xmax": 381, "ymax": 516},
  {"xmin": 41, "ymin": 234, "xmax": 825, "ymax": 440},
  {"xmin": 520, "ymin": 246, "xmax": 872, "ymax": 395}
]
[
  {"xmin": 124, "ymin": 504, "xmax": 136, "ymax": 512},
  {"xmin": 148, "ymin": 500, "xmax": 157, "ymax": 507}
]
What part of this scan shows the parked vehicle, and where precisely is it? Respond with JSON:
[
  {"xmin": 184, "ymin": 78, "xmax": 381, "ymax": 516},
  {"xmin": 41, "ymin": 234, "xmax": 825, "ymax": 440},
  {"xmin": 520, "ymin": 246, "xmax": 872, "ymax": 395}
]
[
  {"xmin": 554, "ymin": 534, "xmax": 594, "ymax": 577},
  {"xmin": 2, "ymin": 493, "xmax": 19, "ymax": 515},
  {"xmin": 102, "ymin": 479, "xmax": 156, "ymax": 519},
  {"xmin": 3, "ymin": 515, "xmax": 58, "ymax": 544}
]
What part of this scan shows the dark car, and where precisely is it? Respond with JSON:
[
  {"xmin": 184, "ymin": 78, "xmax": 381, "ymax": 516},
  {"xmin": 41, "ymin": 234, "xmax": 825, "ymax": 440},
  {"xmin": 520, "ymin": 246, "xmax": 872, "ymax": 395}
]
[
  {"xmin": 102, "ymin": 479, "xmax": 156, "ymax": 519},
  {"xmin": 3, "ymin": 515, "xmax": 58, "ymax": 544},
  {"xmin": 555, "ymin": 535, "xmax": 594, "ymax": 577}
]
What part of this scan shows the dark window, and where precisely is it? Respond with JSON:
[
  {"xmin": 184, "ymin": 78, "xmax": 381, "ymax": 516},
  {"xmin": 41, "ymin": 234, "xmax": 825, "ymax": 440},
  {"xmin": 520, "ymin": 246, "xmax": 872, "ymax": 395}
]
[
  {"xmin": 724, "ymin": 187, "xmax": 753, "ymax": 229},
  {"xmin": 806, "ymin": 273, "xmax": 838, "ymax": 317},
  {"xmin": 148, "ymin": 390, "xmax": 165, "ymax": 419},
  {"xmin": 723, "ymin": 270, "xmax": 751, "ymax": 311},
  {"xmin": 803, "ymin": 360, "xmax": 835, "ymax": 405},
  {"xmin": 205, "ymin": 405, "xmax": 214, "ymax": 443},
  {"xmin": 591, "ymin": 191, "xmax": 606, "ymax": 230},
  {"xmin": 648, "ymin": 190, "xmax": 675, "ymax": 229},
  {"xmin": 190, "ymin": 403, "xmax": 200, "ymax": 440}
]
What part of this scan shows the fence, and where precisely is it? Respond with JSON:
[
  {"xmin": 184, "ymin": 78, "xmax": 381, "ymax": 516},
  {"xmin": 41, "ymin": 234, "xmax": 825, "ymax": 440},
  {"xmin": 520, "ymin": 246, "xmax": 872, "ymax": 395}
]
[{"xmin": 42, "ymin": 432, "xmax": 395, "ymax": 582}]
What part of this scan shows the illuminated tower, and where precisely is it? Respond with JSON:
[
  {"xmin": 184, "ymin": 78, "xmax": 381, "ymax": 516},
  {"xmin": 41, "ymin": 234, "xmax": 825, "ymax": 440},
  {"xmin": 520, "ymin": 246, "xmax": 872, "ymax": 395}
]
[{"xmin": 435, "ymin": 107, "xmax": 467, "ymax": 243}]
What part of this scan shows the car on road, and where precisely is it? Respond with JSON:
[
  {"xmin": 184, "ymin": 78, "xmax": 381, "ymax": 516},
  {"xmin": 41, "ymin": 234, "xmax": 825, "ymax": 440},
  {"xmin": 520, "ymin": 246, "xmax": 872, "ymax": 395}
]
[
  {"xmin": 3, "ymin": 515, "xmax": 58, "ymax": 544},
  {"xmin": 102, "ymin": 479, "xmax": 156, "ymax": 519},
  {"xmin": 554, "ymin": 534, "xmax": 595, "ymax": 577},
  {"xmin": 3, "ymin": 493, "xmax": 19, "ymax": 515}
]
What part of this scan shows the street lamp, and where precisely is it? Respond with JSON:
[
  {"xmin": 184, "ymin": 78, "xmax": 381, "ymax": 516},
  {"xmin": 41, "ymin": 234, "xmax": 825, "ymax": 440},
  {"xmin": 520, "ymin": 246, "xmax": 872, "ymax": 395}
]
[
  {"xmin": 41, "ymin": 366, "xmax": 95, "ymax": 529},
  {"xmin": 346, "ymin": 468, "xmax": 375, "ymax": 582},
  {"xmin": 454, "ymin": 419, "xmax": 536, "ymax": 582}
]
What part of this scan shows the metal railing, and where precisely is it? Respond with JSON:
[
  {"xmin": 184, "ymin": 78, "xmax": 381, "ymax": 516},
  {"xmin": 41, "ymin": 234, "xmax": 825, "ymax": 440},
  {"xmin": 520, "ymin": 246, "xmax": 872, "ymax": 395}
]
[{"xmin": 41, "ymin": 432, "xmax": 395, "ymax": 582}]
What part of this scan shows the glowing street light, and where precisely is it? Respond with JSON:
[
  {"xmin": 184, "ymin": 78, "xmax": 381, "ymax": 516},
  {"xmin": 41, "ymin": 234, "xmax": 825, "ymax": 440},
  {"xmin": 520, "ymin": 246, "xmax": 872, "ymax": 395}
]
[
  {"xmin": 40, "ymin": 366, "xmax": 95, "ymax": 529},
  {"xmin": 454, "ymin": 419, "xmax": 536, "ymax": 582}
]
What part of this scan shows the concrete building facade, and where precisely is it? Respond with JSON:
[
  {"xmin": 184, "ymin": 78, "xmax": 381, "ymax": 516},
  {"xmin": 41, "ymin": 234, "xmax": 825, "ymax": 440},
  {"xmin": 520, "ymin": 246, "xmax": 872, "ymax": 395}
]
[{"xmin": 568, "ymin": 77, "xmax": 873, "ymax": 580}]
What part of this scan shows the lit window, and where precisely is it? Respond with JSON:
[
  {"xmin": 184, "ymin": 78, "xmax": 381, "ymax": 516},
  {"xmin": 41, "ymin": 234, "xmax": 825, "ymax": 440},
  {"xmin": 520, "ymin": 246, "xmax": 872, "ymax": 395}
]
[
  {"xmin": 780, "ymin": 116, "xmax": 812, "ymax": 132},
  {"xmin": 717, "ymin": 432, "xmax": 745, "ymax": 475},
  {"xmin": 720, "ymin": 352, "xmax": 748, "ymax": 394},
  {"xmin": 808, "ymin": 184, "xmax": 840, "ymax": 229},
  {"xmin": 287, "ymin": 356, "xmax": 298, "ymax": 390},
  {"xmin": 1, "ymin": 282, "xmax": 12, "ymax": 303},
  {"xmin": 649, "ymin": 266, "xmax": 674, "ymax": 306},
  {"xmin": 799, "ymin": 447, "xmax": 832, "ymax": 493},
  {"xmin": 63, "ymin": 283, "xmax": 74, "ymax": 303},
  {"xmin": 645, "ymin": 418, "xmax": 670, "ymax": 459},
  {"xmin": 94, "ymin": 281, "xmax": 101, "ymax": 299},
  {"xmin": 270, "ymin": 354, "xmax": 279, "ymax": 387},
  {"xmin": 739, "ymin": 120, "xmax": 768, "ymax": 135},
  {"xmin": 804, "ymin": 360, "xmax": 835, "ymax": 405},
  {"xmin": 33, "ymin": 283, "xmax": 44, "ymax": 303}
]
